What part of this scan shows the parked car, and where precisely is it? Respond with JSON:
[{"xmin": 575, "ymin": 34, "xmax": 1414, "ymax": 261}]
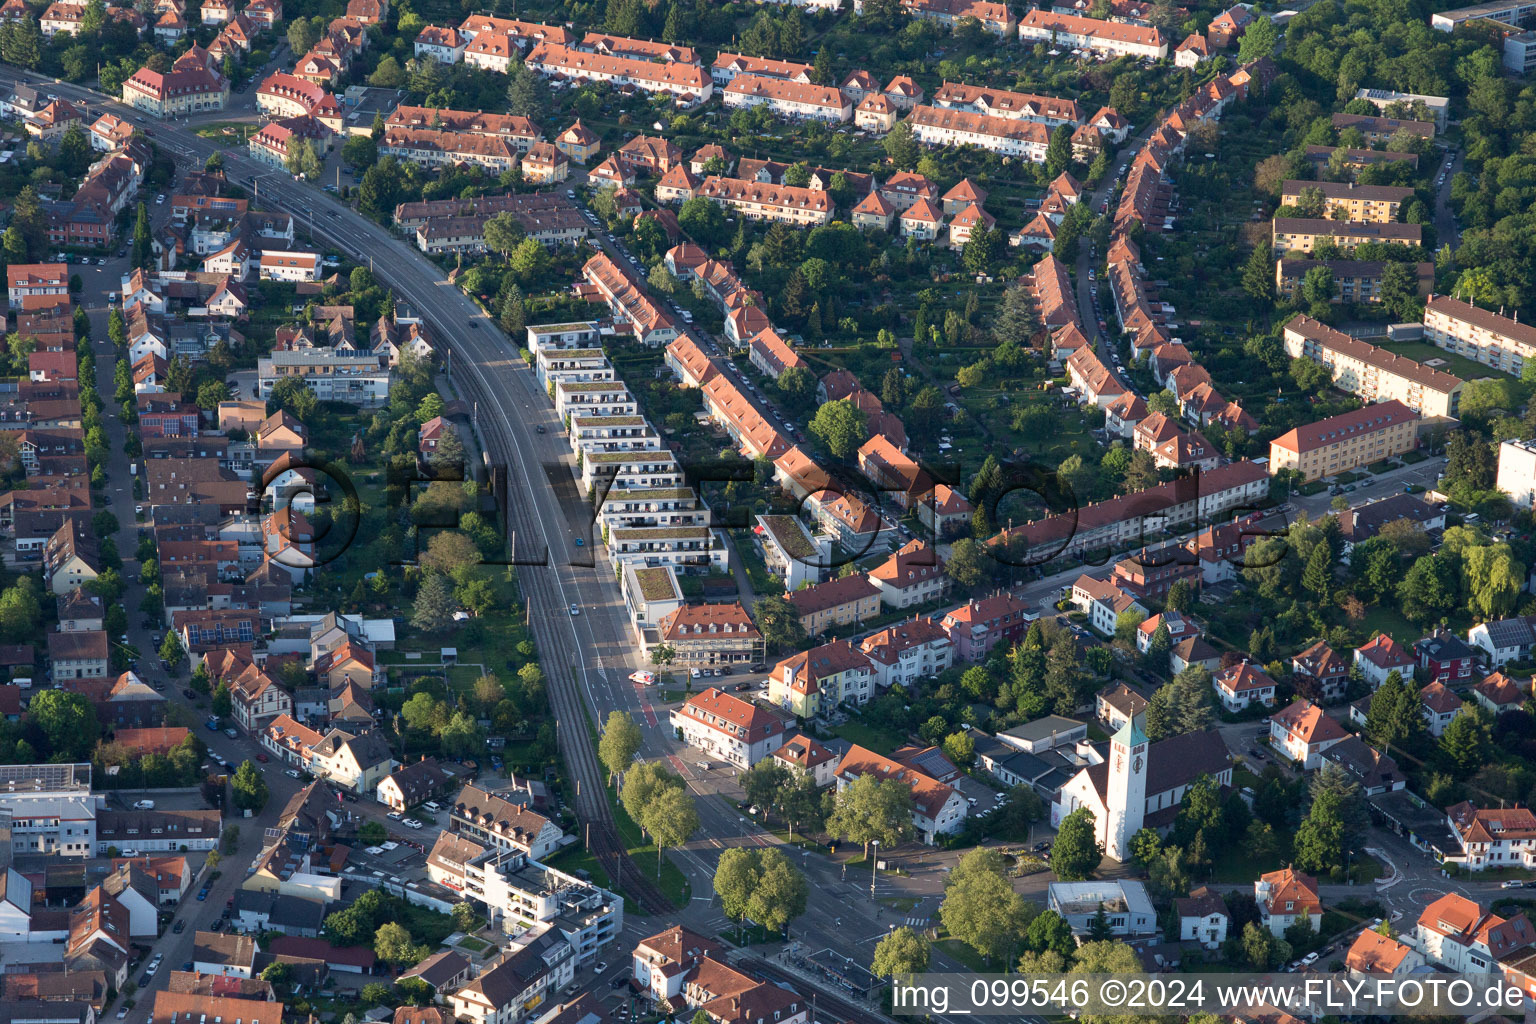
[{"xmin": 285, "ymin": 769, "xmax": 302, "ymax": 779}]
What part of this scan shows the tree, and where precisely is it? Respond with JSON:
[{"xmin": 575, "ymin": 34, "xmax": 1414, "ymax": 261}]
[
  {"xmin": 940, "ymin": 848, "xmax": 1033, "ymax": 964},
  {"xmin": 826, "ymin": 773, "xmax": 914, "ymax": 857},
  {"xmin": 482, "ymin": 212, "xmax": 525, "ymax": 256},
  {"xmin": 1045, "ymin": 123, "xmax": 1074, "ymax": 177},
  {"xmin": 132, "ymin": 202, "xmax": 151, "ymax": 268},
  {"xmin": 1237, "ymin": 16, "xmax": 1278, "ymax": 62},
  {"xmin": 1051, "ymin": 808, "xmax": 1101, "ymax": 880},
  {"xmin": 28, "ymin": 689, "xmax": 97, "ymax": 760},
  {"xmin": 1302, "ymin": 541, "xmax": 1333, "ymax": 603},
  {"xmin": 375, "ymin": 921, "xmax": 425, "ymax": 965},
  {"xmin": 752, "ymin": 594, "xmax": 806, "ymax": 653},
  {"xmin": 287, "ymin": 15, "xmax": 320, "ymax": 53},
  {"xmin": 678, "ymin": 197, "xmax": 728, "ymax": 246},
  {"xmin": 1440, "ymin": 707, "xmax": 1494, "ymax": 779},
  {"xmin": 231, "ymin": 760, "xmax": 270, "ymax": 812},
  {"xmin": 1364, "ymin": 671, "xmax": 1427, "ymax": 754},
  {"xmin": 740, "ymin": 761, "xmax": 791, "ymax": 814},
  {"xmin": 159, "ymin": 631, "xmax": 185, "ymax": 666},
  {"xmin": 884, "ymin": 122, "xmax": 918, "ymax": 169},
  {"xmin": 410, "ymin": 571, "xmax": 457, "ymax": 632},
  {"xmin": 285, "ymin": 138, "xmax": 322, "ymax": 180},
  {"xmin": 641, "ymin": 785, "xmax": 698, "ymax": 876},
  {"xmin": 808, "ymin": 399, "xmax": 868, "ymax": 460},
  {"xmin": 598, "ymin": 710, "xmax": 644, "ymax": 780},
  {"xmin": 1129, "ymin": 828, "xmax": 1162, "ymax": 868},
  {"xmin": 621, "ymin": 761, "xmax": 682, "ymax": 834},
  {"xmin": 872, "ymin": 926, "xmax": 930, "ymax": 977},
  {"xmin": 1025, "ymin": 910, "xmax": 1077, "ymax": 958},
  {"xmin": 714, "ymin": 847, "xmax": 758, "ymax": 926},
  {"xmin": 358, "ymin": 820, "xmax": 387, "ymax": 844},
  {"xmin": 746, "ymin": 847, "xmax": 808, "ymax": 936}
]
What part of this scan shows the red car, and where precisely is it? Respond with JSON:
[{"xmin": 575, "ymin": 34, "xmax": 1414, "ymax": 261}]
[{"xmin": 255, "ymin": 752, "xmax": 269, "ymax": 763}]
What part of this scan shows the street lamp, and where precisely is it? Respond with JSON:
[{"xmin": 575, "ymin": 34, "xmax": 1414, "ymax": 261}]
[{"xmin": 870, "ymin": 839, "xmax": 879, "ymax": 900}]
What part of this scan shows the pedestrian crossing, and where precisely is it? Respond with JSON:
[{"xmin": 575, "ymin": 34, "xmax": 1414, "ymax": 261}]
[{"xmin": 903, "ymin": 916, "xmax": 931, "ymax": 928}]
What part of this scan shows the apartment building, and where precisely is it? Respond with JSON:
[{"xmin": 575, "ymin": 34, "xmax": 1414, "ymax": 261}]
[
  {"xmin": 1499, "ymin": 438, "xmax": 1536, "ymax": 509},
  {"xmin": 1280, "ymin": 180, "xmax": 1413, "ymax": 223},
  {"xmin": 425, "ymin": 841, "xmax": 620, "ymax": 960},
  {"xmin": 385, "ymin": 106, "xmax": 542, "ymax": 150},
  {"xmin": 905, "ymin": 104, "xmax": 1052, "ymax": 161},
  {"xmin": 858, "ymin": 616, "xmax": 953, "ymax": 688},
  {"xmin": 1268, "ymin": 400, "xmax": 1419, "ymax": 482},
  {"xmin": 1018, "ymin": 9, "xmax": 1169, "ymax": 58},
  {"xmin": 1424, "ymin": 294, "xmax": 1536, "ymax": 376},
  {"xmin": 769, "ymin": 639, "xmax": 875, "ymax": 717},
  {"xmin": 1281, "ymin": 315, "xmax": 1463, "ymax": 418},
  {"xmin": 695, "ymin": 177, "xmax": 832, "ymax": 227},
  {"xmin": 653, "ymin": 603, "xmax": 763, "ymax": 669},
  {"xmin": 257, "ymin": 349, "xmax": 390, "ymax": 406},
  {"xmin": 670, "ymin": 687, "xmax": 785, "ymax": 768},
  {"xmin": 121, "ymin": 67, "xmax": 229, "ymax": 118},
  {"xmin": 1275, "ymin": 259, "xmax": 1434, "ymax": 304},
  {"xmin": 721, "ymin": 75, "xmax": 851, "ymax": 123},
  {"xmin": 1271, "ymin": 217, "xmax": 1422, "ymax": 256}
]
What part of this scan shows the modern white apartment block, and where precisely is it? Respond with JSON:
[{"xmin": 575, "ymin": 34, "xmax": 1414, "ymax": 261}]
[{"xmin": 1498, "ymin": 438, "xmax": 1536, "ymax": 509}]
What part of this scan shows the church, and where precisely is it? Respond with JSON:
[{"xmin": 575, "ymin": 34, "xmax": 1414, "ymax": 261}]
[{"xmin": 1050, "ymin": 713, "xmax": 1232, "ymax": 861}]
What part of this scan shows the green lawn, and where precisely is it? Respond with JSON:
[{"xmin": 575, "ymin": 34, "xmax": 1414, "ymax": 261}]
[
  {"xmin": 1357, "ymin": 604, "xmax": 1420, "ymax": 645},
  {"xmin": 829, "ymin": 718, "xmax": 909, "ymax": 755},
  {"xmin": 1378, "ymin": 340, "xmax": 1507, "ymax": 382}
]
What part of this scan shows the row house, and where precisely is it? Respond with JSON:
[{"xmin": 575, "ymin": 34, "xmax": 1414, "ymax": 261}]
[
  {"xmin": 524, "ymin": 43, "xmax": 714, "ymax": 106},
  {"xmin": 930, "ymin": 81, "xmax": 1082, "ymax": 126},
  {"xmin": 722, "ymin": 76, "xmax": 851, "ymax": 123},
  {"xmin": 582, "ymin": 252, "xmax": 679, "ymax": 347},
  {"xmin": 1018, "ymin": 9, "xmax": 1169, "ymax": 57},
  {"xmin": 384, "ymin": 106, "xmax": 542, "ymax": 149},
  {"xmin": 905, "ymin": 104, "xmax": 1051, "ymax": 161},
  {"xmin": 710, "ymin": 52, "xmax": 813, "ymax": 87},
  {"xmin": 989, "ymin": 460, "xmax": 1271, "ymax": 567},
  {"xmin": 695, "ymin": 176, "xmax": 833, "ymax": 227}
]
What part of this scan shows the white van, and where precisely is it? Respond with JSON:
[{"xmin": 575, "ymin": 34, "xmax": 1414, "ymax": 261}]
[{"xmin": 422, "ymin": 801, "xmax": 443, "ymax": 814}]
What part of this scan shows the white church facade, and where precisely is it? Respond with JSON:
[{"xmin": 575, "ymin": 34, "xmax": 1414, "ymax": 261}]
[{"xmin": 1050, "ymin": 713, "xmax": 1233, "ymax": 861}]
